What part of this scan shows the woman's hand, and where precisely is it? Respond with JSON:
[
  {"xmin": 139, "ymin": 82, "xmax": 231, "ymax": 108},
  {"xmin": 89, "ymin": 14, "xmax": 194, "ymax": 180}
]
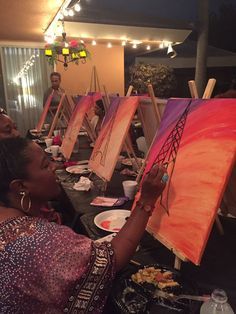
[
  {"xmin": 139, "ymin": 164, "xmax": 167, "ymax": 206},
  {"xmin": 111, "ymin": 163, "xmax": 168, "ymax": 271}
]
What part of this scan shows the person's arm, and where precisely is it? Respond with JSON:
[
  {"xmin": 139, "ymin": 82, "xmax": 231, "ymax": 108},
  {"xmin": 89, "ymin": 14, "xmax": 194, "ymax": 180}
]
[{"xmin": 111, "ymin": 164, "xmax": 167, "ymax": 271}]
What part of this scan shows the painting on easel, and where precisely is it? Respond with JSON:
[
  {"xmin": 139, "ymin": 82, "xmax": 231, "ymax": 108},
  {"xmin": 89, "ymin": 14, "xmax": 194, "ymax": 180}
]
[
  {"xmin": 89, "ymin": 96, "xmax": 139, "ymax": 181},
  {"xmin": 60, "ymin": 96, "xmax": 95, "ymax": 160},
  {"xmin": 137, "ymin": 98, "xmax": 236, "ymax": 265}
]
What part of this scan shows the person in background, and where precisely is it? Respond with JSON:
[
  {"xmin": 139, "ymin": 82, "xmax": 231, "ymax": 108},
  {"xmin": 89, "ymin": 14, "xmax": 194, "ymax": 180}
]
[
  {"xmin": 91, "ymin": 99, "xmax": 106, "ymax": 136},
  {"xmin": 214, "ymin": 79, "xmax": 236, "ymax": 217},
  {"xmin": 43, "ymin": 72, "xmax": 65, "ymax": 108},
  {"xmin": 0, "ymin": 108, "xmax": 20, "ymax": 139},
  {"xmin": 0, "ymin": 137, "xmax": 166, "ymax": 313},
  {"xmin": 215, "ymin": 78, "xmax": 236, "ymax": 98}
]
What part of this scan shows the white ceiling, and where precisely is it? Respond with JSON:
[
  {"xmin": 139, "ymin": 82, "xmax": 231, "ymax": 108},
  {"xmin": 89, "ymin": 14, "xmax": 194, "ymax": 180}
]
[
  {"xmin": 0, "ymin": 0, "xmax": 63, "ymax": 44},
  {"xmin": 0, "ymin": 0, "xmax": 191, "ymax": 56}
]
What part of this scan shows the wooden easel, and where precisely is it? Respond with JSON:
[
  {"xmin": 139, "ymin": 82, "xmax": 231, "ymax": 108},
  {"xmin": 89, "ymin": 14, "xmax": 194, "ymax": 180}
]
[
  {"xmin": 137, "ymin": 85, "xmax": 167, "ymax": 148},
  {"xmin": 36, "ymin": 90, "xmax": 54, "ymax": 131},
  {"xmin": 137, "ymin": 79, "xmax": 220, "ymax": 270},
  {"xmin": 123, "ymin": 85, "xmax": 143, "ymax": 172},
  {"xmin": 48, "ymin": 95, "xmax": 76, "ymax": 138},
  {"xmin": 47, "ymin": 93, "xmax": 66, "ymax": 138},
  {"xmin": 84, "ymin": 66, "xmax": 108, "ymax": 142},
  {"xmin": 188, "ymin": 78, "xmax": 216, "ymax": 99}
]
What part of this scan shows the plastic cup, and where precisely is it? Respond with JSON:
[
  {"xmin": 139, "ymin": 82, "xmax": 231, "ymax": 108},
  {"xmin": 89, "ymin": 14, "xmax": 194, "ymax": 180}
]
[
  {"xmin": 53, "ymin": 130, "xmax": 60, "ymax": 136},
  {"xmin": 44, "ymin": 123, "xmax": 50, "ymax": 131},
  {"xmin": 50, "ymin": 145, "xmax": 60, "ymax": 157},
  {"xmin": 45, "ymin": 138, "xmax": 53, "ymax": 148},
  {"xmin": 122, "ymin": 180, "xmax": 138, "ymax": 200}
]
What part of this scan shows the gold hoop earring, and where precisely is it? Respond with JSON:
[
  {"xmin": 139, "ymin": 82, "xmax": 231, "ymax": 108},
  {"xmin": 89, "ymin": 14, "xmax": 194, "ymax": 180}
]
[{"xmin": 20, "ymin": 191, "xmax": 31, "ymax": 213}]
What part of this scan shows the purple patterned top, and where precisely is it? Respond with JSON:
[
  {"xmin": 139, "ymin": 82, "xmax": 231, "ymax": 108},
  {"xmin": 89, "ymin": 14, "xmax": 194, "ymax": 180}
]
[{"xmin": 0, "ymin": 216, "xmax": 115, "ymax": 313}]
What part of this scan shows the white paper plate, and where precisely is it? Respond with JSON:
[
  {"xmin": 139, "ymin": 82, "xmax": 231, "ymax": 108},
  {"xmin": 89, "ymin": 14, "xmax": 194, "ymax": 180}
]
[
  {"xmin": 94, "ymin": 209, "xmax": 130, "ymax": 232},
  {"xmin": 44, "ymin": 147, "xmax": 61, "ymax": 154},
  {"xmin": 44, "ymin": 147, "xmax": 52, "ymax": 154},
  {"xmin": 66, "ymin": 164, "xmax": 91, "ymax": 174}
]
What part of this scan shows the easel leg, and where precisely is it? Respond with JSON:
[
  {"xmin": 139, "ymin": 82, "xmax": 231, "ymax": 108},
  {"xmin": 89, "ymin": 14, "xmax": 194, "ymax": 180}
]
[
  {"xmin": 215, "ymin": 215, "xmax": 224, "ymax": 235},
  {"xmin": 174, "ymin": 256, "xmax": 182, "ymax": 270}
]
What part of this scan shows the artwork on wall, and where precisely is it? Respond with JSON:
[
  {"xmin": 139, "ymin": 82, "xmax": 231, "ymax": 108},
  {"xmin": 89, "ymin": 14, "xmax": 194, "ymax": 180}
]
[
  {"xmin": 89, "ymin": 96, "xmax": 139, "ymax": 181},
  {"xmin": 136, "ymin": 98, "xmax": 236, "ymax": 265}
]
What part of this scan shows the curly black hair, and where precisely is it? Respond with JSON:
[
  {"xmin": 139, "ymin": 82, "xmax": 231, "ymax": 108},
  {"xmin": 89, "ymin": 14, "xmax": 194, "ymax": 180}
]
[{"xmin": 0, "ymin": 137, "xmax": 31, "ymax": 205}]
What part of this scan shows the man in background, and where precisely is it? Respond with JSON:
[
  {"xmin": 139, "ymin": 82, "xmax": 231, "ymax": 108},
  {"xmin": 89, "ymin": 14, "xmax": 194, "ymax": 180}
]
[{"xmin": 43, "ymin": 72, "xmax": 65, "ymax": 108}]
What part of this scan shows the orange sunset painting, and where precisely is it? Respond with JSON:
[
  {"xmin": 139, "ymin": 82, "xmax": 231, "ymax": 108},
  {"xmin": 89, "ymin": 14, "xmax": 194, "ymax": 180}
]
[
  {"xmin": 89, "ymin": 96, "xmax": 139, "ymax": 181},
  {"xmin": 60, "ymin": 96, "xmax": 94, "ymax": 160},
  {"xmin": 142, "ymin": 98, "xmax": 236, "ymax": 265}
]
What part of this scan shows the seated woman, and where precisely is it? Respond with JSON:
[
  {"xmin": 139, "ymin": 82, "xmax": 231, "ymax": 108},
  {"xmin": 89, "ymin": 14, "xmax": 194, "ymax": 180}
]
[
  {"xmin": 0, "ymin": 108, "xmax": 20, "ymax": 139},
  {"xmin": 0, "ymin": 108, "xmax": 61, "ymax": 223},
  {"xmin": 91, "ymin": 99, "xmax": 106, "ymax": 136},
  {"xmin": 0, "ymin": 137, "xmax": 166, "ymax": 313}
]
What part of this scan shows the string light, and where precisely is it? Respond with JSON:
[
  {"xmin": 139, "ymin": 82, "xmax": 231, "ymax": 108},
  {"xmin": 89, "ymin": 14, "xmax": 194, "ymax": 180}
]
[
  {"xmin": 74, "ymin": 3, "xmax": 81, "ymax": 12},
  {"xmin": 13, "ymin": 51, "xmax": 40, "ymax": 83},
  {"xmin": 68, "ymin": 9, "xmax": 74, "ymax": 16},
  {"xmin": 146, "ymin": 45, "xmax": 151, "ymax": 50},
  {"xmin": 59, "ymin": 1, "xmax": 82, "ymax": 19},
  {"xmin": 92, "ymin": 40, "xmax": 96, "ymax": 46},
  {"xmin": 107, "ymin": 42, "xmax": 112, "ymax": 48}
]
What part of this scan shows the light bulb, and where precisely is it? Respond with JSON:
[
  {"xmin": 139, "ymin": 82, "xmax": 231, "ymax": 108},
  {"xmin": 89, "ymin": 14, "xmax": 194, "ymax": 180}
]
[
  {"xmin": 74, "ymin": 3, "xmax": 81, "ymax": 12},
  {"xmin": 146, "ymin": 45, "xmax": 151, "ymax": 50},
  {"xmin": 121, "ymin": 41, "xmax": 126, "ymax": 46},
  {"xmin": 92, "ymin": 40, "xmax": 96, "ymax": 46},
  {"xmin": 63, "ymin": 10, "xmax": 69, "ymax": 16},
  {"xmin": 132, "ymin": 44, "xmax": 137, "ymax": 49},
  {"xmin": 68, "ymin": 9, "xmax": 74, "ymax": 16},
  {"xmin": 107, "ymin": 42, "xmax": 112, "ymax": 48},
  {"xmin": 59, "ymin": 13, "xmax": 64, "ymax": 20},
  {"xmin": 159, "ymin": 42, "xmax": 164, "ymax": 49}
]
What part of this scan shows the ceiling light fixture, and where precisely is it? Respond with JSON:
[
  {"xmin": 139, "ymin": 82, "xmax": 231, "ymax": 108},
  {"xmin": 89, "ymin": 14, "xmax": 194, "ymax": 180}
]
[
  {"xmin": 167, "ymin": 43, "xmax": 177, "ymax": 58},
  {"xmin": 45, "ymin": 21, "xmax": 90, "ymax": 69}
]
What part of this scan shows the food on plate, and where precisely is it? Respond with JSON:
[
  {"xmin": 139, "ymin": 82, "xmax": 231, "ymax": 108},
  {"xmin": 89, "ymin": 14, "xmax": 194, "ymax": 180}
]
[
  {"xmin": 131, "ymin": 267, "xmax": 179, "ymax": 289},
  {"xmin": 70, "ymin": 167, "xmax": 89, "ymax": 174}
]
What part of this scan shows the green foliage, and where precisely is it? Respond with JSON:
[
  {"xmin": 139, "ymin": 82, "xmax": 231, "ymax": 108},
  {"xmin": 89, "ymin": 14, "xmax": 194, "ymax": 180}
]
[{"xmin": 129, "ymin": 62, "xmax": 177, "ymax": 98}]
